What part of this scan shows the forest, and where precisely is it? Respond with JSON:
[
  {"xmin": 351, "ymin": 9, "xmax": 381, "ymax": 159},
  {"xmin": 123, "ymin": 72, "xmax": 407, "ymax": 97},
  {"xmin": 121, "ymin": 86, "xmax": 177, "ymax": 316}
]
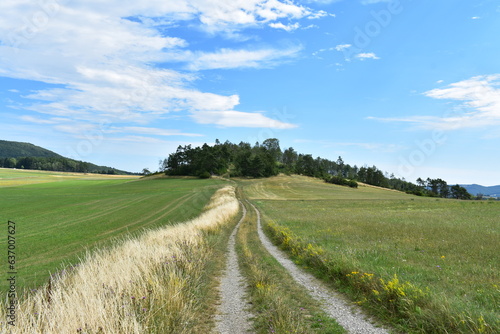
[
  {"xmin": 0, "ymin": 156, "xmax": 122, "ymax": 174},
  {"xmin": 161, "ymin": 138, "xmax": 472, "ymax": 200},
  {"xmin": 0, "ymin": 140, "xmax": 130, "ymax": 174}
]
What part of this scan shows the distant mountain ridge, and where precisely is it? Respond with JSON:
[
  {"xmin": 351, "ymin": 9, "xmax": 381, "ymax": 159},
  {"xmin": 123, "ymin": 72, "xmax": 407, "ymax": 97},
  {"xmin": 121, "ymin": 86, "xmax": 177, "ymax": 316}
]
[
  {"xmin": 0, "ymin": 140, "xmax": 63, "ymax": 159},
  {"xmin": 0, "ymin": 140, "xmax": 132, "ymax": 175},
  {"xmin": 460, "ymin": 184, "xmax": 500, "ymax": 197}
]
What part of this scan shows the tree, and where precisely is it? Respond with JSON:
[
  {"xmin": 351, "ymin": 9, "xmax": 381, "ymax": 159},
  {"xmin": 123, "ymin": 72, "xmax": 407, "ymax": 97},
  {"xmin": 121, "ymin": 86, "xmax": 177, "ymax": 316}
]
[
  {"xmin": 436, "ymin": 178, "xmax": 449, "ymax": 198},
  {"xmin": 426, "ymin": 178, "xmax": 437, "ymax": 194},
  {"xmin": 296, "ymin": 154, "xmax": 316, "ymax": 177},
  {"xmin": 158, "ymin": 159, "xmax": 168, "ymax": 172},
  {"xmin": 249, "ymin": 154, "xmax": 265, "ymax": 177},
  {"xmin": 450, "ymin": 185, "xmax": 472, "ymax": 200},
  {"xmin": 336, "ymin": 156, "xmax": 344, "ymax": 177},
  {"xmin": 282, "ymin": 147, "xmax": 298, "ymax": 172},
  {"xmin": 5, "ymin": 157, "xmax": 17, "ymax": 168},
  {"xmin": 262, "ymin": 138, "xmax": 282, "ymax": 162},
  {"xmin": 416, "ymin": 177, "xmax": 425, "ymax": 188}
]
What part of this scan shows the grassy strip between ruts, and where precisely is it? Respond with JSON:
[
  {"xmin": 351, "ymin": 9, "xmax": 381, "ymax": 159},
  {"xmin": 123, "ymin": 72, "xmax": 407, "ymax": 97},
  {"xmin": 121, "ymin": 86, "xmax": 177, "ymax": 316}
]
[
  {"xmin": 235, "ymin": 198, "xmax": 346, "ymax": 334},
  {"xmin": 263, "ymin": 220, "xmax": 497, "ymax": 334},
  {"xmin": 1, "ymin": 186, "xmax": 239, "ymax": 333}
]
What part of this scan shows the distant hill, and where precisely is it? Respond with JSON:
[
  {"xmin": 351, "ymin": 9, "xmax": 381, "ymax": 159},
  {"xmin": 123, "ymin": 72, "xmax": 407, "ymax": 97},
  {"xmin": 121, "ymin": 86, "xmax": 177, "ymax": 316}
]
[
  {"xmin": 0, "ymin": 140, "xmax": 63, "ymax": 159},
  {"xmin": 460, "ymin": 184, "xmax": 500, "ymax": 197},
  {"xmin": 0, "ymin": 140, "xmax": 133, "ymax": 175}
]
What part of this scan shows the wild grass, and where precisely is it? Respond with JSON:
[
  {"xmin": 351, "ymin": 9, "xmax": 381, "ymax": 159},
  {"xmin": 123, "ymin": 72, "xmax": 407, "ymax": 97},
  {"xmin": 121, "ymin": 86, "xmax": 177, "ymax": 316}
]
[
  {"xmin": 0, "ymin": 170, "xmax": 226, "ymax": 291},
  {"xmin": 0, "ymin": 186, "xmax": 239, "ymax": 333},
  {"xmin": 242, "ymin": 175, "xmax": 499, "ymax": 334},
  {"xmin": 235, "ymin": 198, "xmax": 345, "ymax": 334}
]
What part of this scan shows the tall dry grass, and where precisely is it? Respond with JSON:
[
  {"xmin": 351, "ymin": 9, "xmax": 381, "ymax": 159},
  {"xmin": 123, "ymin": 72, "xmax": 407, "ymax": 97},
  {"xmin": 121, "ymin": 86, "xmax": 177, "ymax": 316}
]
[{"xmin": 1, "ymin": 186, "xmax": 238, "ymax": 334}]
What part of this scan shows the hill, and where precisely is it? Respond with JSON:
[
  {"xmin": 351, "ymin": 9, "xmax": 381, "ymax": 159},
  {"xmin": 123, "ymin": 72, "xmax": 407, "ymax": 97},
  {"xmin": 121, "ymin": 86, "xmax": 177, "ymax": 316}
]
[
  {"xmin": 0, "ymin": 140, "xmax": 133, "ymax": 175},
  {"xmin": 0, "ymin": 140, "xmax": 63, "ymax": 159},
  {"xmin": 461, "ymin": 184, "xmax": 500, "ymax": 197}
]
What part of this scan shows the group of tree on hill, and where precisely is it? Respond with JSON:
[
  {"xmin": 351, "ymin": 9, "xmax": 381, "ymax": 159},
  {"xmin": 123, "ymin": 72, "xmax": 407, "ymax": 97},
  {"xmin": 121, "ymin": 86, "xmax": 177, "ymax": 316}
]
[
  {"xmin": 161, "ymin": 138, "xmax": 473, "ymax": 199},
  {"xmin": 415, "ymin": 177, "xmax": 472, "ymax": 200}
]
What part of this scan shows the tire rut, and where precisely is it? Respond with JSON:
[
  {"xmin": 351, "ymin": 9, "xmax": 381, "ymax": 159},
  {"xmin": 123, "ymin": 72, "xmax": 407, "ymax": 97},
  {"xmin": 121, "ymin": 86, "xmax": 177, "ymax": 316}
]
[
  {"xmin": 215, "ymin": 202, "xmax": 253, "ymax": 334},
  {"xmin": 248, "ymin": 201, "xmax": 390, "ymax": 334}
]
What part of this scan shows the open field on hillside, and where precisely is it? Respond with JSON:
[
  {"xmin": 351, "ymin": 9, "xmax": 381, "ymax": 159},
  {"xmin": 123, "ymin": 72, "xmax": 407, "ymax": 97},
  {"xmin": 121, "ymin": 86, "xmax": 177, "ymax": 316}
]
[
  {"xmin": 1, "ymin": 186, "xmax": 239, "ymax": 333},
  {"xmin": 0, "ymin": 169, "xmax": 228, "ymax": 292},
  {"xmin": 240, "ymin": 175, "xmax": 499, "ymax": 333}
]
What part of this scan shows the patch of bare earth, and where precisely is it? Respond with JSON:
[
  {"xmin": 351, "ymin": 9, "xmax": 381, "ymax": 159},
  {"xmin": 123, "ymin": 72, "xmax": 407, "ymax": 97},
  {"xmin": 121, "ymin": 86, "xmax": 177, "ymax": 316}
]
[{"xmin": 215, "ymin": 203, "xmax": 253, "ymax": 334}]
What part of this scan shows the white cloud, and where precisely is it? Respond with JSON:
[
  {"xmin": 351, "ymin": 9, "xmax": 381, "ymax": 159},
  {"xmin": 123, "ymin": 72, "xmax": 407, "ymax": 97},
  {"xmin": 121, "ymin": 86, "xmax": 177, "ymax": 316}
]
[
  {"xmin": 307, "ymin": 10, "xmax": 328, "ymax": 19},
  {"xmin": 0, "ymin": 1, "xmax": 312, "ymax": 131},
  {"xmin": 186, "ymin": 46, "xmax": 302, "ymax": 70},
  {"xmin": 120, "ymin": 127, "xmax": 203, "ymax": 137},
  {"xmin": 471, "ymin": 16, "xmax": 481, "ymax": 20},
  {"xmin": 20, "ymin": 115, "xmax": 60, "ymax": 125},
  {"xmin": 335, "ymin": 44, "xmax": 352, "ymax": 51},
  {"xmin": 269, "ymin": 22, "xmax": 300, "ymax": 31},
  {"xmin": 370, "ymin": 74, "xmax": 500, "ymax": 131},
  {"xmin": 302, "ymin": 24, "xmax": 318, "ymax": 29},
  {"xmin": 191, "ymin": 110, "xmax": 298, "ymax": 128},
  {"xmin": 355, "ymin": 52, "xmax": 380, "ymax": 60}
]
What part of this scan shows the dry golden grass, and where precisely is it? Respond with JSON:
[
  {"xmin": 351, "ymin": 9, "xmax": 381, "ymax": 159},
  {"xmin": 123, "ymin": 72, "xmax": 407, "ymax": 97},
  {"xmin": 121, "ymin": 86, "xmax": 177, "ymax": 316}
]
[{"xmin": 1, "ymin": 186, "xmax": 238, "ymax": 333}]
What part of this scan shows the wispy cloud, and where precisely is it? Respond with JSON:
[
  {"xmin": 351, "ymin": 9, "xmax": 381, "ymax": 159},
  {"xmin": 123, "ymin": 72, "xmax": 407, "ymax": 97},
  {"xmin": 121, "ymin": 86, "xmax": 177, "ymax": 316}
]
[
  {"xmin": 335, "ymin": 44, "xmax": 352, "ymax": 51},
  {"xmin": 191, "ymin": 110, "xmax": 298, "ymax": 129},
  {"xmin": 185, "ymin": 46, "xmax": 303, "ymax": 71},
  {"xmin": 119, "ymin": 127, "xmax": 203, "ymax": 137},
  {"xmin": 0, "ymin": 1, "xmax": 316, "ymax": 133},
  {"xmin": 370, "ymin": 74, "xmax": 500, "ymax": 130},
  {"xmin": 269, "ymin": 22, "xmax": 300, "ymax": 31},
  {"xmin": 355, "ymin": 52, "xmax": 380, "ymax": 60}
]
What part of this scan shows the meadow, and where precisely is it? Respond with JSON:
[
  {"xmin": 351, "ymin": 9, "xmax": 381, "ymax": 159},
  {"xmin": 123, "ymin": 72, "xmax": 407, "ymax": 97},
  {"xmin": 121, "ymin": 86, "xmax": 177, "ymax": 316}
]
[
  {"xmin": 1, "ymin": 183, "xmax": 240, "ymax": 333},
  {"xmin": 241, "ymin": 175, "xmax": 499, "ymax": 333},
  {"xmin": 0, "ymin": 168, "xmax": 227, "ymax": 292}
]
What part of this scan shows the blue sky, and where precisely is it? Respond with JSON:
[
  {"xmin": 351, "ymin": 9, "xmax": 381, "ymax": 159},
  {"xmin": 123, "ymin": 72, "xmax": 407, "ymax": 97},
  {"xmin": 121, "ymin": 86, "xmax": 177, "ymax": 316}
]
[{"xmin": 1, "ymin": 0, "xmax": 499, "ymax": 185}]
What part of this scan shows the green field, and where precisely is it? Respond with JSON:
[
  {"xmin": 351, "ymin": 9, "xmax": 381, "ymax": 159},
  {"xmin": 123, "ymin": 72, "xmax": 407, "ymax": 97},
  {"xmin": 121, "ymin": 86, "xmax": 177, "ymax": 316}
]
[
  {"xmin": 2, "ymin": 169, "xmax": 498, "ymax": 333},
  {"xmin": 0, "ymin": 168, "xmax": 228, "ymax": 292},
  {"xmin": 241, "ymin": 175, "xmax": 499, "ymax": 333}
]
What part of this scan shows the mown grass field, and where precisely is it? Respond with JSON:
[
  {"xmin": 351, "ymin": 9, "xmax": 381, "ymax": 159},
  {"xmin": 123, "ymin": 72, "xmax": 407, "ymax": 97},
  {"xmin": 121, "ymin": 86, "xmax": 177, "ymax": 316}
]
[
  {"xmin": 241, "ymin": 175, "xmax": 499, "ymax": 333},
  {"xmin": 0, "ymin": 168, "xmax": 228, "ymax": 293}
]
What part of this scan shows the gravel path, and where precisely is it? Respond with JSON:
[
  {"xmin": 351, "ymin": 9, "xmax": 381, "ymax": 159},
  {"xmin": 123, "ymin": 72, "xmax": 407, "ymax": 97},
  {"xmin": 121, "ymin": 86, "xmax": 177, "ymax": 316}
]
[
  {"xmin": 248, "ymin": 201, "xmax": 390, "ymax": 334},
  {"xmin": 215, "ymin": 202, "xmax": 253, "ymax": 334}
]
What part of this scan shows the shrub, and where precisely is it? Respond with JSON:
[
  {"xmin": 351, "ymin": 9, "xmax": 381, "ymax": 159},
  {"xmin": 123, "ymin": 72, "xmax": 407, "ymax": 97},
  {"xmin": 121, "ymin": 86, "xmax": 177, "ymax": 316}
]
[
  {"xmin": 198, "ymin": 171, "xmax": 211, "ymax": 179},
  {"xmin": 326, "ymin": 176, "xmax": 358, "ymax": 188}
]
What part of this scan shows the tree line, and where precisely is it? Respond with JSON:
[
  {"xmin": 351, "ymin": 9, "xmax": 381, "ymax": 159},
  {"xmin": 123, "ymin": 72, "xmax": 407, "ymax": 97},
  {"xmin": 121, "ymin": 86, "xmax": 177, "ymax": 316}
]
[
  {"xmin": 415, "ymin": 177, "xmax": 472, "ymax": 200},
  {"xmin": 161, "ymin": 138, "xmax": 473, "ymax": 199},
  {"xmin": 0, "ymin": 156, "xmax": 124, "ymax": 175}
]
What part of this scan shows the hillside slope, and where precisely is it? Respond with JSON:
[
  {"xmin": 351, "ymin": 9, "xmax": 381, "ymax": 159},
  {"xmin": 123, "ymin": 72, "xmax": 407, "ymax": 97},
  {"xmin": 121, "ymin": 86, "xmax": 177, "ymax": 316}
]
[
  {"xmin": 0, "ymin": 140, "xmax": 63, "ymax": 158},
  {"xmin": 0, "ymin": 139, "xmax": 132, "ymax": 174}
]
